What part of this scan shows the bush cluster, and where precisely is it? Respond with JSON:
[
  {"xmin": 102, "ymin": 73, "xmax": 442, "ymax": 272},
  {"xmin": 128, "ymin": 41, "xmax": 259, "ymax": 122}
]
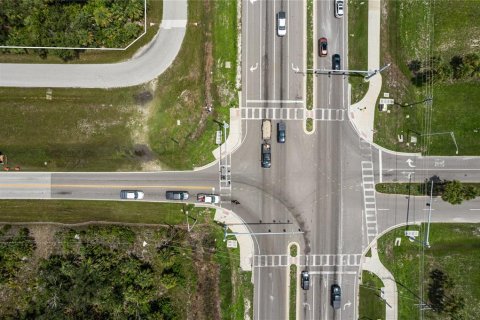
[{"xmin": 0, "ymin": 0, "xmax": 145, "ymax": 60}]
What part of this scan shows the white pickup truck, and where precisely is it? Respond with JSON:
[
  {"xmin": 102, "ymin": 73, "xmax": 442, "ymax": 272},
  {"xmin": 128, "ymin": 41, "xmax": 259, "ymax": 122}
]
[{"xmin": 197, "ymin": 193, "xmax": 221, "ymax": 204}]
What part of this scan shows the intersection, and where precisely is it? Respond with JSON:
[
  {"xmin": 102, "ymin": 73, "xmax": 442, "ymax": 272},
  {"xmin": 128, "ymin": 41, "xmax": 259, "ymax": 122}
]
[{"xmin": 1, "ymin": 0, "xmax": 479, "ymax": 319}]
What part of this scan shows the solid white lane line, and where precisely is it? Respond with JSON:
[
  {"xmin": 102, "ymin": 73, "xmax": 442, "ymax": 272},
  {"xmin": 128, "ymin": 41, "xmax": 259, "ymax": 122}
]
[{"xmin": 379, "ymin": 150, "xmax": 383, "ymax": 183}]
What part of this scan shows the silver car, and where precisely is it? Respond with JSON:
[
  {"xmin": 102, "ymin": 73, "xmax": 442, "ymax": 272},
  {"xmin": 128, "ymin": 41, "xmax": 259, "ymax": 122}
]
[{"xmin": 335, "ymin": 0, "xmax": 344, "ymax": 18}]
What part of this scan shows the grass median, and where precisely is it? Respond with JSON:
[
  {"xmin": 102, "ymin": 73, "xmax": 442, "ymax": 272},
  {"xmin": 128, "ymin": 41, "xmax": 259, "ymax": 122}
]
[
  {"xmin": 378, "ymin": 223, "xmax": 480, "ymax": 319},
  {"xmin": 289, "ymin": 264, "xmax": 297, "ymax": 320},
  {"xmin": 306, "ymin": 0, "xmax": 313, "ymax": 111}
]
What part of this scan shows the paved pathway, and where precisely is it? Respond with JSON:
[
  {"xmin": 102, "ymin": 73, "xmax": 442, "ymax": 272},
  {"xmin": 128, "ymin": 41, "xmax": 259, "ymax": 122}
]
[
  {"xmin": 0, "ymin": 0, "xmax": 187, "ymax": 88},
  {"xmin": 362, "ymin": 239, "xmax": 398, "ymax": 320},
  {"xmin": 348, "ymin": 0, "xmax": 381, "ymax": 143},
  {"xmin": 214, "ymin": 208, "xmax": 254, "ymax": 271}
]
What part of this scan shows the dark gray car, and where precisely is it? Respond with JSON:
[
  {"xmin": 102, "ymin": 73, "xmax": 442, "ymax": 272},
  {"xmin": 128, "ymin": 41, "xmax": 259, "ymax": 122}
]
[
  {"xmin": 331, "ymin": 284, "xmax": 341, "ymax": 309},
  {"xmin": 165, "ymin": 191, "xmax": 189, "ymax": 200},
  {"xmin": 301, "ymin": 271, "xmax": 310, "ymax": 290},
  {"xmin": 332, "ymin": 54, "xmax": 341, "ymax": 70}
]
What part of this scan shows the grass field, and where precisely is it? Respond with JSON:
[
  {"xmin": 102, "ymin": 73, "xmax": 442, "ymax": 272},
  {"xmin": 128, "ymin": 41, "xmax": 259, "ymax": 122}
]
[
  {"xmin": 0, "ymin": 200, "xmax": 204, "ymax": 225},
  {"xmin": 148, "ymin": 0, "xmax": 238, "ymax": 169},
  {"xmin": 374, "ymin": 0, "xmax": 480, "ymax": 155},
  {"xmin": 0, "ymin": 87, "xmax": 147, "ymax": 171},
  {"xmin": 378, "ymin": 223, "xmax": 480, "ymax": 320},
  {"xmin": 359, "ymin": 271, "xmax": 386, "ymax": 320},
  {"xmin": 347, "ymin": 0, "xmax": 369, "ymax": 104},
  {"xmin": 0, "ymin": 0, "xmax": 238, "ymax": 171},
  {"xmin": 0, "ymin": 0, "xmax": 163, "ymax": 64}
]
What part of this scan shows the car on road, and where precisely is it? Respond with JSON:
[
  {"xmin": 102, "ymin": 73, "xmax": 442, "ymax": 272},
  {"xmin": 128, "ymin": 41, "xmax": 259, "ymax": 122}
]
[
  {"xmin": 120, "ymin": 190, "xmax": 144, "ymax": 200},
  {"xmin": 197, "ymin": 193, "xmax": 221, "ymax": 204},
  {"xmin": 277, "ymin": 11, "xmax": 287, "ymax": 37},
  {"xmin": 301, "ymin": 271, "xmax": 310, "ymax": 290},
  {"xmin": 334, "ymin": 0, "xmax": 344, "ymax": 18},
  {"xmin": 331, "ymin": 284, "xmax": 341, "ymax": 309},
  {"xmin": 277, "ymin": 121, "xmax": 286, "ymax": 143},
  {"xmin": 318, "ymin": 37, "xmax": 328, "ymax": 57},
  {"xmin": 332, "ymin": 54, "xmax": 341, "ymax": 70},
  {"xmin": 261, "ymin": 143, "xmax": 271, "ymax": 168},
  {"xmin": 165, "ymin": 191, "xmax": 189, "ymax": 200}
]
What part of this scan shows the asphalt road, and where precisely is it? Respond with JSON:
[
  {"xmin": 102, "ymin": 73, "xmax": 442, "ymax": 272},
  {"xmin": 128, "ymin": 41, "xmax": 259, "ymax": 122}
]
[
  {"xmin": 1, "ymin": 0, "xmax": 480, "ymax": 319},
  {"xmin": 0, "ymin": 0, "xmax": 187, "ymax": 88}
]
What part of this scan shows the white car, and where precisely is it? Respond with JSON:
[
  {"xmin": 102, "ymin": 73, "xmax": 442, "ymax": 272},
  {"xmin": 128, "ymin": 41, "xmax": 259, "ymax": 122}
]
[
  {"xmin": 120, "ymin": 190, "xmax": 144, "ymax": 200},
  {"xmin": 197, "ymin": 193, "xmax": 221, "ymax": 204},
  {"xmin": 335, "ymin": 0, "xmax": 344, "ymax": 18},
  {"xmin": 277, "ymin": 11, "xmax": 286, "ymax": 37}
]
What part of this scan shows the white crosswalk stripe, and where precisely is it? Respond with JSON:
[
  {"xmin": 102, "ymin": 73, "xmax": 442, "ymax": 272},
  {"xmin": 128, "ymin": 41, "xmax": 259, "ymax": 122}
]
[
  {"xmin": 361, "ymin": 161, "xmax": 378, "ymax": 242},
  {"xmin": 241, "ymin": 108, "xmax": 345, "ymax": 121},
  {"xmin": 252, "ymin": 254, "xmax": 362, "ymax": 267}
]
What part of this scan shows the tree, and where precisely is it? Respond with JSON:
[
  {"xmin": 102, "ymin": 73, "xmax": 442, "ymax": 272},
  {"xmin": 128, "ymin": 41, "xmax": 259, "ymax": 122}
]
[{"xmin": 441, "ymin": 180, "xmax": 478, "ymax": 205}]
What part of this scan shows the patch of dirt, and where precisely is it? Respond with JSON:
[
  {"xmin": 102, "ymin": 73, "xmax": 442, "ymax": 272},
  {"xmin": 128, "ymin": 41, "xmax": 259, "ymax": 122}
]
[
  {"xmin": 134, "ymin": 91, "xmax": 153, "ymax": 105},
  {"xmin": 190, "ymin": 0, "xmax": 214, "ymax": 141},
  {"xmin": 28, "ymin": 224, "xmax": 57, "ymax": 259}
]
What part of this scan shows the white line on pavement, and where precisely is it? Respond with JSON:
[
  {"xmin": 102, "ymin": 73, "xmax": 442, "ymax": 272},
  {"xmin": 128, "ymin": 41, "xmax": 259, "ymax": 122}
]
[
  {"xmin": 246, "ymin": 99, "xmax": 304, "ymax": 103},
  {"xmin": 379, "ymin": 150, "xmax": 383, "ymax": 183},
  {"xmin": 469, "ymin": 209, "xmax": 480, "ymax": 211}
]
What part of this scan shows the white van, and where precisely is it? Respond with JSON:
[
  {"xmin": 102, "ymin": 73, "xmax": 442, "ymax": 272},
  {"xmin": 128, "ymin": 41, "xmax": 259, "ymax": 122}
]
[
  {"xmin": 335, "ymin": 0, "xmax": 344, "ymax": 18},
  {"xmin": 277, "ymin": 11, "xmax": 286, "ymax": 36}
]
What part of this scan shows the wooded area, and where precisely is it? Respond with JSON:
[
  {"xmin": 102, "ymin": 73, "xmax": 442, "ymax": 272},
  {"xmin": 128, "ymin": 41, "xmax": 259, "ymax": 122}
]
[
  {"xmin": 0, "ymin": 0, "xmax": 146, "ymax": 60},
  {"xmin": 0, "ymin": 223, "xmax": 230, "ymax": 319}
]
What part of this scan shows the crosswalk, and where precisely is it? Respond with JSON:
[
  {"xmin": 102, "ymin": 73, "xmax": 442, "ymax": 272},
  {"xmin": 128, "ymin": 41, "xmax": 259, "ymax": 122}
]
[
  {"xmin": 252, "ymin": 254, "xmax": 362, "ymax": 268},
  {"xmin": 361, "ymin": 161, "xmax": 378, "ymax": 242},
  {"xmin": 240, "ymin": 107, "xmax": 345, "ymax": 121}
]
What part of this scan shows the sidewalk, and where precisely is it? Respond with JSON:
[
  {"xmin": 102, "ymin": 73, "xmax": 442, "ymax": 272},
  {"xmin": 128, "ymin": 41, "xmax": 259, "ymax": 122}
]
[
  {"xmin": 212, "ymin": 107, "xmax": 243, "ymax": 160},
  {"xmin": 214, "ymin": 207, "xmax": 253, "ymax": 271},
  {"xmin": 348, "ymin": 0, "xmax": 382, "ymax": 143},
  {"xmin": 362, "ymin": 239, "xmax": 398, "ymax": 320}
]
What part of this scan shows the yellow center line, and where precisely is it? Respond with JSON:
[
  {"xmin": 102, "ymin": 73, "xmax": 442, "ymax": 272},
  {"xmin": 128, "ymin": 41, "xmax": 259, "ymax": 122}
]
[{"xmin": 0, "ymin": 184, "xmax": 212, "ymax": 190}]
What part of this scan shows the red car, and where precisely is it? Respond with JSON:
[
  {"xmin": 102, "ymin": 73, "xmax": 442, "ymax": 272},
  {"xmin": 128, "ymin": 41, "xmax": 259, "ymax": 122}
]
[{"xmin": 318, "ymin": 37, "xmax": 328, "ymax": 57}]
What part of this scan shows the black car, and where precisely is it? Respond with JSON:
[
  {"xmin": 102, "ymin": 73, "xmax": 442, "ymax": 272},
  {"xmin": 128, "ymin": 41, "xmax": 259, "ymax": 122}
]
[
  {"xmin": 331, "ymin": 284, "xmax": 341, "ymax": 309},
  {"xmin": 261, "ymin": 143, "xmax": 271, "ymax": 168},
  {"xmin": 301, "ymin": 271, "xmax": 310, "ymax": 290},
  {"xmin": 332, "ymin": 54, "xmax": 341, "ymax": 70},
  {"xmin": 165, "ymin": 191, "xmax": 189, "ymax": 200},
  {"xmin": 277, "ymin": 121, "xmax": 286, "ymax": 143}
]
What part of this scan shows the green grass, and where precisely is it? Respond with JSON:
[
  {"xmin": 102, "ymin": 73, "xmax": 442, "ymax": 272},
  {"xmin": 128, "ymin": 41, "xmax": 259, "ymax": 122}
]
[
  {"xmin": 0, "ymin": 200, "xmax": 205, "ymax": 225},
  {"xmin": 0, "ymin": 0, "xmax": 237, "ymax": 171},
  {"xmin": 148, "ymin": 0, "xmax": 237, "ymax": 169},
  {"xmin": 378, "ymin": 223, "xmax": 480, "ymax": 320},
  {"xmin": 359, "ymin": 271, "xmax": 386, "ymax": 320},
  {"xmin": 289, "ymin": 264, "xmax": 297, "ymax": 320},
  {"xmin": 0, "ymin": 0, "xmax": 163, "ymax": 64},
  {"xmin": 306, "ymin": 118, "xmax": 313, "ymax": 132},
  {"xmin": 218, "ymin": 231, "xmax": 254, "ymax": 320},
  {"xmin": 0, "ymin": 87, "xmax": 147, "ymax": 171},
  {"xmin": 375, "ymin": 0, "xmax": 480, "ymax": 155},
  {"xmin": 290, "ymin": 244, "xmax": 298, "ymax": 257},
  {"xmin": 212, "ymin": 0, "xmax": 239, "ymax": 111},
  {"xmin": 365, "ymin": 248, "xmax": 372, "ymax": 257},
  {"xmin": 306, "ymin": 0, "xmax": 313, "ymax": 111},
  {"xmin": 376, "ymin": 183, "xmax": 429, "ymax": 196},
  {"xmin": 347, "ymin": 0, "xmax": 369, "ymax": 104}
]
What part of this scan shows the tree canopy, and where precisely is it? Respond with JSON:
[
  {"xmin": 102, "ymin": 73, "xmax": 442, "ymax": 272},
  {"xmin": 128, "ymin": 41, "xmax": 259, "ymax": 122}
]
[{"xmin": 0, "ymin": 0, "xmax": 145, "ymax": 60}]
